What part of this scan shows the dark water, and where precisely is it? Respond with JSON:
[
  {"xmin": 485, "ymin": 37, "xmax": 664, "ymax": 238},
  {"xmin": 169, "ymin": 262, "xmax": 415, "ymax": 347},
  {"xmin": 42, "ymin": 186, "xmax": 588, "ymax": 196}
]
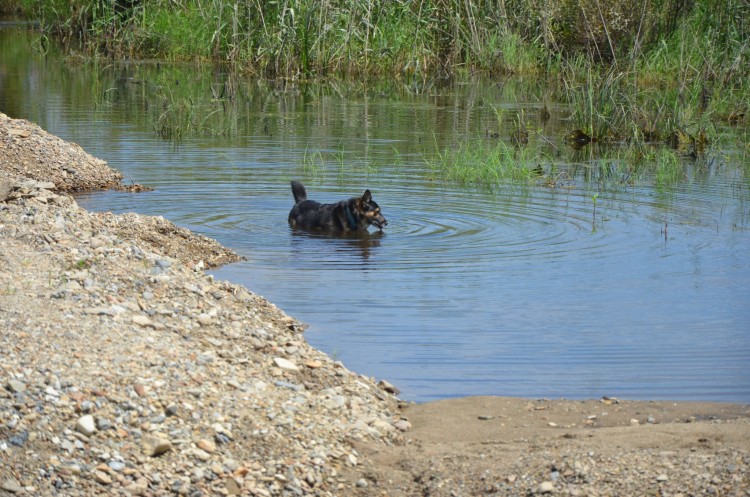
[{"xmin": 2, "ymin": 24, "xmax": 749, "ymax": 402}]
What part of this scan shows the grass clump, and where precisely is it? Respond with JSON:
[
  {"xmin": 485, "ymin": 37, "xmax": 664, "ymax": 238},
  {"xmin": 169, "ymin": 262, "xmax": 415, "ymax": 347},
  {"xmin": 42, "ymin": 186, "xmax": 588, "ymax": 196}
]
[{"xmin": 424, "ymin": 138, "xmax": 545, "ymax": 187}]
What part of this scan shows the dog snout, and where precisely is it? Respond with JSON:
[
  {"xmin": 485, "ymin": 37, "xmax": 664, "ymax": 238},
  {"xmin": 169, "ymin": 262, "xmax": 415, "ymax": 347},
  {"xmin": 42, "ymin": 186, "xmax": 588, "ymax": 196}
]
[{"xmin": 376, "ymin": 216, "xmax": 388, "ymax": 229}]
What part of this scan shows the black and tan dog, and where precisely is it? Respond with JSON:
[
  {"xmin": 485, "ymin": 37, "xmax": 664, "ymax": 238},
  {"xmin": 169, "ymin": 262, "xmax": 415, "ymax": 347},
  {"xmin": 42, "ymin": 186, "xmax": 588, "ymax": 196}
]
[{"xmin": 288, "ymin": 181, "xmax": 388, "ymax": 232}]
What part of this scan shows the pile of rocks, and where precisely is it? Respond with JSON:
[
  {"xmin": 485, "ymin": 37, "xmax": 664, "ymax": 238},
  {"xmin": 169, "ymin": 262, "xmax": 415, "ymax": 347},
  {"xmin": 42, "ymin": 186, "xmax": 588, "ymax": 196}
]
[
  {"xmin": 0, "ymin": 113, "xmax": 123, "ymax": 192},
  {"xmin": 0, "ymin": 123, "xmax": 406, "ymax": 496}
]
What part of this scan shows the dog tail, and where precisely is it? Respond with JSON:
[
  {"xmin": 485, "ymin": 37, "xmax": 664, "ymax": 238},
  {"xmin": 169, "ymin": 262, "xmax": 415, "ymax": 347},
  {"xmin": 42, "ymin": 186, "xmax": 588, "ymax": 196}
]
[{"xmin": 291, "ymin": 181, "xmax": 307, "ymax": 203}]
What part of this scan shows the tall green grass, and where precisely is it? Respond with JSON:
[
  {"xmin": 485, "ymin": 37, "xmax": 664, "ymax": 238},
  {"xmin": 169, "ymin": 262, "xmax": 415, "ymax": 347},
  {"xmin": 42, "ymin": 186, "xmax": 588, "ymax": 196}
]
[
  {"xmin": 557, "ymin": 0, "xmax": 749, "ymax": 145},
  {"xmin": 7, "ymin": 0, "xmax": 746, "ymax": 80},
  {"xmin": 8, "ymin": 0, "xmax": 550, "ymax": 77}
]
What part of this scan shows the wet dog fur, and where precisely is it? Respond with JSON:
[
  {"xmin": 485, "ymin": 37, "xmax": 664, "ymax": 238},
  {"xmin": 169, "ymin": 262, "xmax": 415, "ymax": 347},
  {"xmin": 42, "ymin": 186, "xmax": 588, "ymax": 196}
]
[{"xmin": 288, "ymin": 181, "xmax": 388, "ymax": 232}]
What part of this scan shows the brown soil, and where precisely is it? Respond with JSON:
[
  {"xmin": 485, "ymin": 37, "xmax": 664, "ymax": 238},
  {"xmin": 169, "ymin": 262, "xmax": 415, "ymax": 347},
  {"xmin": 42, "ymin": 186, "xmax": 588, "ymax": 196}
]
[{"xmin": 353, "ymin": 397, "xmax": 750, "ymax": 495}]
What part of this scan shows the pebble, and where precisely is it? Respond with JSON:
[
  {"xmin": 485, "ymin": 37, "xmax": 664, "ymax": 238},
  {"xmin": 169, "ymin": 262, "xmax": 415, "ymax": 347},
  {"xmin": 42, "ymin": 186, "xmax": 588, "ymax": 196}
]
[
  {"xmin": 273, "ymin": 357, "xmax": 300, "ymax": 371},
  {"xmin": 537, "ymin": 481, "xmax": 554, "ymax": 493},
  {"xmin": 132, "ymin": 315, "xmax": 154, "ymax": 327},
  {"xmin": 124, "ymin": 480, "xmax": 149, "ymax": 495},
  {"xmin": 142, "ymin": 434, "xmax": 173, "ymax": 457},
  {"xmin": 394, "ymin": 419, "xmax": 412, "ymax": 432},
  {"xmin": 76, "ymin": 414, "xmax": 97, "ymax": 436},
  {"xmin": 107, "ymin": 461, "xmax": 126, "ymax": 472},
  {"xmin": 225, "ymin": 476, "xmax": 242, "ymax": 495},
  {"xmin": 378, "ymin": 379, "xmax": 400, "ymax": 395},
  {"xmin": 197, "ymin": 439, "xmax": 217, "ymax": 453},
  {"xmin": 94, "ymin": 470, "xmax": 113, "ymax": 485},
  {"xmin": 7, "ymin": 379, "xmax": 26, "ymax": 393},
  {"xmin": 133, "ymin": 382, "xmax": 146, "ymax": 397},
  {"xmin": 2, "ymin": 478, "xmax": 24, "ymax": 493}
]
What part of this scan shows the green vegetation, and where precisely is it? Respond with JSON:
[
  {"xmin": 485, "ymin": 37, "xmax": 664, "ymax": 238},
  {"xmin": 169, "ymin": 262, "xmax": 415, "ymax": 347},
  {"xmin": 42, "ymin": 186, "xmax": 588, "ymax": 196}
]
[
  {"xmin": 590, "ymin": 192, "xmax": 599, "ymax": 232},
  {"xmin": 3, "ymin": 1, "xmax": 745, "ymax": 82},
  {"xmin": 558, "ymin": 0, "xmax": 749, "ymax": 144},
  {"xmin": 3, "ymin": 0, "xmax": 551, "ymax": 77},
  {"xmin": 296, "ymin": 139, "xmax": 722, "ymax": 192},
  {"xmin": 6, "ymin": 0, "xmax": 742, "ymax": 135},
  {"xmin": 424, "ymin": 136, "xmax": 544, "ymax": 186}
]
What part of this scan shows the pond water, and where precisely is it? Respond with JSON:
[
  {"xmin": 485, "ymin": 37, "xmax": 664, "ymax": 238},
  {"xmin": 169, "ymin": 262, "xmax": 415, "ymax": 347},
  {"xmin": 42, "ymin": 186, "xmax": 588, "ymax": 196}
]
[{"xmin": 2, "ymin": 22, "xmax": 749, "ymax": 402}]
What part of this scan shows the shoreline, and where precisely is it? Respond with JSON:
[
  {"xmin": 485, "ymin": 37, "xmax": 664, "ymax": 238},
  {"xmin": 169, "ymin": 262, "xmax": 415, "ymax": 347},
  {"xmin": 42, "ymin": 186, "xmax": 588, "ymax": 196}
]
[{"xmin": 2, "ymin": 113, "xmax": 749, "ymax": 495}]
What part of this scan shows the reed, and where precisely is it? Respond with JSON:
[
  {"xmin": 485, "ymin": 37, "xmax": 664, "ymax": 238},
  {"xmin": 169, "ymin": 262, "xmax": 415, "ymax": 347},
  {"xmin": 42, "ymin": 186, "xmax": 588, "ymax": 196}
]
[
  {"xmin": 651, "ymin": 148, "xmax": 684, "ymax": 189},
  {"xmin": 555, "ymin": 0, "xmax": 748, "ymax": 149},
  {"xmin": 9, "ymin": 0, "xmax": 747, "ymax": 97},
  {"xmin": 8, "ymin": 0, "xmax": 557, "ymax": 76},
  {"xmin": 301, "ymin": 148, "xmax": 326, "ymax": 180},
  {"xmin": 7, "ymin": 0, "xmax": 747, "ymax": 189}
]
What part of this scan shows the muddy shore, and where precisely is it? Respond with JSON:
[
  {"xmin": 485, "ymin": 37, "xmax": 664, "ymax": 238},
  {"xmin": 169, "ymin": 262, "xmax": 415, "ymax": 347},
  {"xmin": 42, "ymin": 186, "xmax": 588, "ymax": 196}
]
[{"xmin": 1, "ymin": 112, "xmax": 749, "ymax": 496}]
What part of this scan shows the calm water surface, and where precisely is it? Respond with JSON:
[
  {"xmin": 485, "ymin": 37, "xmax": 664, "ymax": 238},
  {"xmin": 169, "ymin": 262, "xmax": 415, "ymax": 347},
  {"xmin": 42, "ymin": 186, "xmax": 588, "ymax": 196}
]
[{"xmin": 2, "ymin": 24, "xmax": 749, "ymax": 402}]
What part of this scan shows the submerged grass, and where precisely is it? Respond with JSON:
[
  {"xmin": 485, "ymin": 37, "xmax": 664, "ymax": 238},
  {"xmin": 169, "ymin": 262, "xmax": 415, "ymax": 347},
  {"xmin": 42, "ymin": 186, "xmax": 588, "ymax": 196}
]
[
  {"xmin": 299, "ymin": 143, "xmax": 381, "ymax": 184},
  {"xmin": 424, "ymin": 137, "xmax": 544, "ymax": 187},
  {"xmin": 297, "ymin": 137, "xmax": 706, "ymax": 194}
]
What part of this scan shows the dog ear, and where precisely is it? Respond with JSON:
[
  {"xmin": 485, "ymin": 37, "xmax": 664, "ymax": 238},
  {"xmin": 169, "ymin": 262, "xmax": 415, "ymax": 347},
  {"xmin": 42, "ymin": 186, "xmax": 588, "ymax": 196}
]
[{"xmin": 361, "ymin": 190, "xmax": 372, "ymax": 203}]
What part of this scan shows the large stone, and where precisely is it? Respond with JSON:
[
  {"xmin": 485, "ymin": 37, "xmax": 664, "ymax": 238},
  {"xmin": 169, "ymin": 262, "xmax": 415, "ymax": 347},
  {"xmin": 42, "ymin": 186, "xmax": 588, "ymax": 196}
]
[
  {"xmin": 142, "ymin": 434, "xmax": 172, "ymax": 457},
  {"xmin": 537, "ymin": 481, "xmax": 554, "ymax": 494},
  {"xmin": 273, "ymin": 357, "xmax": 299, "ymax": 371},
  {"xmin": 76, "ymin": 415, "xmax": 96, "ymax": 436},
  {"xmin": 0, "ymin": 178, "xmax": 14, "ymax": 202},
  {"xmin": 1, "ymin": 478, "xmax": 23, "ymax": 493},
  {"xmin": 7, "ymin": 379, "xmax": 26, "ymax": 393}
]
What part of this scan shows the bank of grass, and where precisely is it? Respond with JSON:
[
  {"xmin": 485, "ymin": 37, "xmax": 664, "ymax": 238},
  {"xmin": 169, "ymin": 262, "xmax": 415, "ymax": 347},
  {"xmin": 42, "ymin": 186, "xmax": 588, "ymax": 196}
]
[
  {"xmin": 9, "ymin": 0, "xmax": 743, "ymax": 136},
  {"xmin": 5, "ymin": 0, "xmax": 548, "ymax": 78}
]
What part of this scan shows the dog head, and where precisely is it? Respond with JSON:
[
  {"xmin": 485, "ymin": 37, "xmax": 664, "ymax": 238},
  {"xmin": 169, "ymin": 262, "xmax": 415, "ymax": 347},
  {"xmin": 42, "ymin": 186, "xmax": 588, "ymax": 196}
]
[{"xmin": 356, "ymin": 190, "xmax": 388, "ymax": 230}]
